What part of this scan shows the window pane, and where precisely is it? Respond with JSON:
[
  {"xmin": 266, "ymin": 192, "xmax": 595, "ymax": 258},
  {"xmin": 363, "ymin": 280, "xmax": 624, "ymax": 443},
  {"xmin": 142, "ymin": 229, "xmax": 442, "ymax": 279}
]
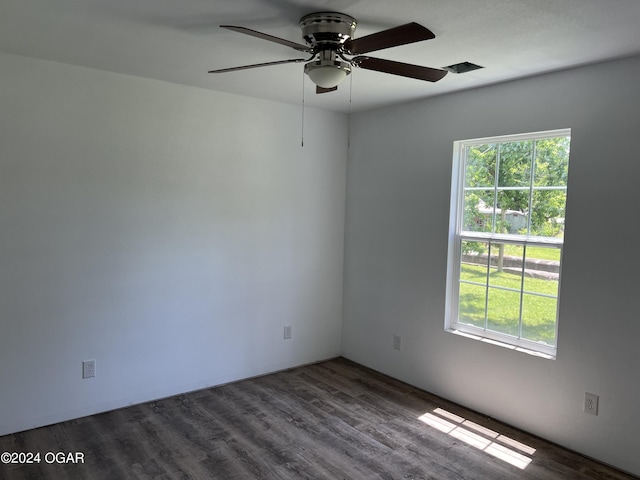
[
  {"xmin": 463, "ymin": 191, "xmax": 495, "ymax": 233},
  {"xmin": 488, "ymin": 243, "xmax": 524, "ymax": 289},
  {"xmin": 487, "ymin": 288, "xmax": 521, "ymax": 337},
  {"xmin": 534, "ymin": 137, "xmax": 570, "ymax": 188},
  {"xmin": 530, "ymin": 190, "xmax": 566, "ymax": 238},
  {"xmin": 522, "ymin": 294, "xmax": 557, "ymax": 345},
  {"xmin": 466, "ymin": 144, "xmax": 496, "ymax": 188},
  {"xmin": 459, "ymin": 240, "xmax": 489, "ymax": 329},
  {"xmin": 461, "ymin": 240, "xmax": 490, "ymax": 258},
  {"xmin": 459, "ymin": 282, "xmax": 486, "ymax": 328},
  {"xmin": 496, "ymin": 190, "xmax": 528, "ymax": 234},
  {"xmin": 460, "ymin": 240, "xmax": 489, "ymax": 282},
  {"xmin": 498, "ymin": 141, "xmax": 532, "ymax": 188},
  {"xmin": 522, "ymin": 245, "xmax": 559, "ymax": 345},
  {"xmin": 523, "ymin": 246, "xmax": 561, "ymax": 294}
]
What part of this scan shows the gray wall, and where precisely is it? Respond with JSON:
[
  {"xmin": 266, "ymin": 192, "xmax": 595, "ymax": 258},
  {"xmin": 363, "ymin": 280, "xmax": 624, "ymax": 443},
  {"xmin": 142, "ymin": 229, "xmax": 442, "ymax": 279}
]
[
  {"xmin": 0, "ymin": 53, "xmax": 347, "ymax": 434},
  {"xmin": 343, "ymin": 55, "xmax": 640, "ymax": 476}
]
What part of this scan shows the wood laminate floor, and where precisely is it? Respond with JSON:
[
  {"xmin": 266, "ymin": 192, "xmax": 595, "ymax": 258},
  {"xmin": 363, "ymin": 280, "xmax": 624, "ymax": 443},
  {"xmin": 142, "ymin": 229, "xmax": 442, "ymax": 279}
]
[{"xmin": 0, "ymin": 357, "xmax": 636, "ymax": 480}]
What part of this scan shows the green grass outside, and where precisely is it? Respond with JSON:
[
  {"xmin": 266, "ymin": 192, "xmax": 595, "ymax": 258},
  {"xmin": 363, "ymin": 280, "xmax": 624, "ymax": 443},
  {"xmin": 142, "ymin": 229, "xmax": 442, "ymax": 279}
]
[
  {"xmin": 459, "ymin": 264, "xmax": 558, "ymax": 344},
  {"xmin": 502, "ymin": 244, "xmax": 561, "ymax": 261}
]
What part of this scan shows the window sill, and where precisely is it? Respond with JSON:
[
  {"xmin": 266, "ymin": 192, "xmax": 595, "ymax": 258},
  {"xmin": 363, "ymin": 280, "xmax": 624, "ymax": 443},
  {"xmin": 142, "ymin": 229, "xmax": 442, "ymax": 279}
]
[{"xmin": 446, "ymin": 328, "xmax": 556, "ymax": 360}]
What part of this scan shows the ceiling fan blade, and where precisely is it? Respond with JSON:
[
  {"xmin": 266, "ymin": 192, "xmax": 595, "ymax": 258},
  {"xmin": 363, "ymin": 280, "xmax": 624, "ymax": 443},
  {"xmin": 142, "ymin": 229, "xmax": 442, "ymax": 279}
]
[
  {"xmin": 221, "ymin": 25, "xmax": 312, "ymax": 53},
  {"xmin": 316, "ymin": 85, "xmax": 338, "ymax": 94},
  {"xmin": 208, "ymin": 58, "xmax": 307, "ymax": 74},
  {"xmin": 344, "ymin": 23, "xmax": 435, "ymax": 55},
  {"xmin": 353, "ymin": 56, "xmax": 447, "ymax": 82}
]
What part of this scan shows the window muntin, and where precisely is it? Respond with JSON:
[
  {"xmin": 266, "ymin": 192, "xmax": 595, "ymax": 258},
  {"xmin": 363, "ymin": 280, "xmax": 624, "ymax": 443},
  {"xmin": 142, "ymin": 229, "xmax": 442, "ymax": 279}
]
[{"xmin": 446, "ymin": 130, "xmax": 570, "ymax": 357}]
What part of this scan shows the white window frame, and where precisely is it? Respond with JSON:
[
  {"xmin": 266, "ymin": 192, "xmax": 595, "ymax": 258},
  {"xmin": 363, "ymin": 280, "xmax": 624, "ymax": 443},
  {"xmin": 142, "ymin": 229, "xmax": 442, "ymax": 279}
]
[{"xmin": 445, "ymin": 129, "xmax": 571, "ymax": 358}]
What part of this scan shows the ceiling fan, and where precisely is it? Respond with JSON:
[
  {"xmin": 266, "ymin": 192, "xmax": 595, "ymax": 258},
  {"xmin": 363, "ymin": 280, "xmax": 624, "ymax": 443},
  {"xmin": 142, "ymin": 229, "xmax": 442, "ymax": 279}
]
[{"xmin": 208, "ymin": 12, "xmax": 448, "ymax": 94}]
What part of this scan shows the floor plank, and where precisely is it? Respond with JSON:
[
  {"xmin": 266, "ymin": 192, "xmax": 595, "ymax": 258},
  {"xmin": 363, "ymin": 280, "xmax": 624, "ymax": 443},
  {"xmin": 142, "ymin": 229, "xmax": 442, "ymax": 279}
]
[{"xmin": 0, "ymin": 357, "xmax": 637, "ymax": 479}]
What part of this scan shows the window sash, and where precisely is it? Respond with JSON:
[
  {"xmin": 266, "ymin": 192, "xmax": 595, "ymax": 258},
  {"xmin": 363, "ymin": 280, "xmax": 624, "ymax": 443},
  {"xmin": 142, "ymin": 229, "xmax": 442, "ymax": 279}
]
[{"xmin": 450, "ymin": 236, "xmax": 561, "ymax": 356}]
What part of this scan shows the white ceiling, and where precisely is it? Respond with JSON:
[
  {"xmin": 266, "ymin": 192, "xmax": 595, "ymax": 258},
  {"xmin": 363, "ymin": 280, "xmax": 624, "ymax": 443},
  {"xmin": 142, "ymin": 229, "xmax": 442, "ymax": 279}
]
[{"xmin": 2, "ymin": 0, "xmax": 640, "ymax": 112}]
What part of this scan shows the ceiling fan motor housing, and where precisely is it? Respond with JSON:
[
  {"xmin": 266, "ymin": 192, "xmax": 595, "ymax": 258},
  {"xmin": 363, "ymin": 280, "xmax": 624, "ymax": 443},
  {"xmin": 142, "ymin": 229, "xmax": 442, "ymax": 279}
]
[{"xmin": 299, "ymin": 12, "xmax": 357, "ymax": 50}]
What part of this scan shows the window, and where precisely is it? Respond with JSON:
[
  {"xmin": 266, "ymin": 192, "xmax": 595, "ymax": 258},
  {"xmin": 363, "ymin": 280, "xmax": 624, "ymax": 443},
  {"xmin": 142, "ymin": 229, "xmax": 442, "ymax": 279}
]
[{"xmin": 445, "ymin": 129, "xmax": 571, "ymax": 358}]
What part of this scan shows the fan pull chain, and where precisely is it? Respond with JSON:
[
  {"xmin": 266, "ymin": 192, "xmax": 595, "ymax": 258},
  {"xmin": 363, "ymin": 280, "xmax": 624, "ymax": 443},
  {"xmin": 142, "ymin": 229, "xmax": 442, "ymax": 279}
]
[
  {"xmin": 301, "ymin": 70, "xmax": 305, "ymax": 147},
  {"xmin": 348, "ymin": 71, "xmax": 353, "ymax": 148}
]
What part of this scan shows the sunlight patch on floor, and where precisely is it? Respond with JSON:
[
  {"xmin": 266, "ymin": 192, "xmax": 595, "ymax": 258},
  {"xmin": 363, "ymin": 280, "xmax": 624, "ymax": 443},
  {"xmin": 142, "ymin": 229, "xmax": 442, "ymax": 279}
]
[{"xmin": 417, "ymin": 408, "xmax": 535, "ymax": 470}]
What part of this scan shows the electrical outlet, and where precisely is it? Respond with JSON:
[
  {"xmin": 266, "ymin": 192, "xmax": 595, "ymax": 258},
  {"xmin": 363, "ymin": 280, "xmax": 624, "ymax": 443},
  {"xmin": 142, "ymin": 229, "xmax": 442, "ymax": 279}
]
[
  {"xmin": 393, "ymin": 334, "xmax": 401, "ymax": 351},
  {"xmin": 584, "ymin": 392, "xmax": 598, "ymax": 415},
  {"xmin": 284, "ymin": 325, "xmax": 292, "ymax": 340},
  {"xmin": 83, "ymin": 360, "xmax": 96, "ymax": 379}
]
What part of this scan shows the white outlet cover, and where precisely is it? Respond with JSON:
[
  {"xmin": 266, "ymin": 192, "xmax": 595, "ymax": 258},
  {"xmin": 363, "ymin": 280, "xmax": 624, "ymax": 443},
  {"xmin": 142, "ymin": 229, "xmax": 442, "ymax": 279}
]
[
  {"xmin": 584, "ymin": 392, "xmax": 598, "ymax": 415},
  {"xmin": 83, "ymin": 360, "xmax": 96, "ymax": 379}
]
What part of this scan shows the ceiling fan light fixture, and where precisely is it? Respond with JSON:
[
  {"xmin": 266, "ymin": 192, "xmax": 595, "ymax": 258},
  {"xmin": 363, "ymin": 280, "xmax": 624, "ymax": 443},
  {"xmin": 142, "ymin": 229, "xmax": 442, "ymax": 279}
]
[{"xmin": 304, "ymin": 60, "xmax": 351, "ymax": 88}]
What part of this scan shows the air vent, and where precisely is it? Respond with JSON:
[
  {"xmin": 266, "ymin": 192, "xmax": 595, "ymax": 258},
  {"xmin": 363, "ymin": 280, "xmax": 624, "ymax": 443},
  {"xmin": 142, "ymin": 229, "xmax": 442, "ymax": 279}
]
[{"xmin": 443, "ymin": 61, "xmax": 484, "ymax": 74}]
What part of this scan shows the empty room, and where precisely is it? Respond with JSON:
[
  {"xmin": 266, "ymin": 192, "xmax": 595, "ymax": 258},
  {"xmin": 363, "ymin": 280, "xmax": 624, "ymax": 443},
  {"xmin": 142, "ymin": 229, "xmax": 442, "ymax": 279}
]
[{"xmin": 1, "ymin": 0, "xmax": 640, "ymax": 478}]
